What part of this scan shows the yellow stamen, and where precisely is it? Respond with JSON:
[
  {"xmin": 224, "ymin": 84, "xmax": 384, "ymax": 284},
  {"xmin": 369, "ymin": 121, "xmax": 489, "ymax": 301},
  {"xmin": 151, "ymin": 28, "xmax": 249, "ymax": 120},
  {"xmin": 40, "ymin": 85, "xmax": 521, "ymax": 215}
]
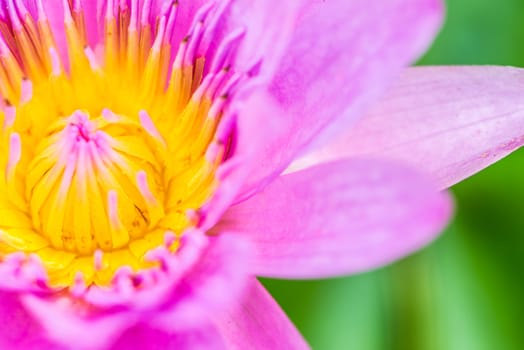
[{"xmin": 0, "ymin": 1, "xmax": 230, "ymax": 288}]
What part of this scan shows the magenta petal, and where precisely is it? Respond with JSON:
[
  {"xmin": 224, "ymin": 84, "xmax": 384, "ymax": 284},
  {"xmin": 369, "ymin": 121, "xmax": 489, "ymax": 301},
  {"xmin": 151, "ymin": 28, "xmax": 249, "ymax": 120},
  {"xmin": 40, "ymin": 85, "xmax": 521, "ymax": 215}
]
[
  {"xmin": 0, "ymin": 292, "xmax": 62, "ymax": 350},
  {"xmin": 292, "ymin": 66, "xmax": 524, "ymax": 189},
  {"xmin": 207, "ymin": 0, "xmax": 301, "ymax": 79},
  {"xmin": 111, "ymin": 323, "xmax": 225, "ymax": 350},
  {"xmin": 213, "ymin": 279, "xmax": 309, "ymax": 350},
  {"xmin": 218, "ymin": 159, "xmax": 452, "ymax": 278},
  {"xmin": 20, "ymin": 233, "xmax": 251, "ymax": 350},
  {"xmin": 239, "ymin": 0, "xmax": 444, "ymax": 195}
]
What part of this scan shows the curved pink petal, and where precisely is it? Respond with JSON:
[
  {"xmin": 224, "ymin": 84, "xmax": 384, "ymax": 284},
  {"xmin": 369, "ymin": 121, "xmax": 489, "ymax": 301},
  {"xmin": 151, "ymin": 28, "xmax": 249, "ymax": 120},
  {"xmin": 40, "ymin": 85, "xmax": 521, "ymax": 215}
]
[
  {"xmin": 217, "ymin": 159, "xmax": 452, "ymax": 278},
  {"xmin": 0, "ymin": 292, "xmax": 62, "ymax": 350},
  {"xmin": 213, "ymin": 278, "xmax": 309, "ymax": 350},
  {"xmin": 291, "ymin": 66, "xmax": 524, "ymax": 189},
  {"xmin": 238, "ymin": 0, "xmax": 444, "ymax": 197}
]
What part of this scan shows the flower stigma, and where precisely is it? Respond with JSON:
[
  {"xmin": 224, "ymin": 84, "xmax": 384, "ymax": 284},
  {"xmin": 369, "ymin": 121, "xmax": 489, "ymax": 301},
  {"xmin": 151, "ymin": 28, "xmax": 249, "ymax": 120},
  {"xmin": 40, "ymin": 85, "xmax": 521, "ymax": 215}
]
[{"xmin": 0, "ymin": 0, "xmax": 236, "ymax": 288}]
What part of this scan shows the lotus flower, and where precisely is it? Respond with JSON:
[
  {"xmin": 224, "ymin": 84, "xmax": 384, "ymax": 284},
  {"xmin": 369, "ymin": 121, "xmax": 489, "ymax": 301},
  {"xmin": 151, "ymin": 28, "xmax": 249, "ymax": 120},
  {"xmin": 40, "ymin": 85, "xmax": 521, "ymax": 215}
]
[{"xmin": 0, "ymin": 0, "xmax": 480, "ymax": 349}]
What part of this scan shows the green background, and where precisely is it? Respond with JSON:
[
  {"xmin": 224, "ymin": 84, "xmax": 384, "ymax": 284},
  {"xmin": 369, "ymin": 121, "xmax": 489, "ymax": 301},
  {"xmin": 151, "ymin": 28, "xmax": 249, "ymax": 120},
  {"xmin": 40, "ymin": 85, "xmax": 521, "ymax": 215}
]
[{"xmin": 263, "ymin": 0, "xmax": 524, "ymax": 349}]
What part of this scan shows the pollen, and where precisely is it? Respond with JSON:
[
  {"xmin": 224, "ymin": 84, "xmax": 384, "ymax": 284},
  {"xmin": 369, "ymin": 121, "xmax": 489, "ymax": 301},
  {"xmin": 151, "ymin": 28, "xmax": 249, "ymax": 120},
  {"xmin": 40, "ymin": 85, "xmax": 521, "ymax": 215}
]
[{"xmin": 0, "ymin": 1, "xmax": 234, "ymax": 287}]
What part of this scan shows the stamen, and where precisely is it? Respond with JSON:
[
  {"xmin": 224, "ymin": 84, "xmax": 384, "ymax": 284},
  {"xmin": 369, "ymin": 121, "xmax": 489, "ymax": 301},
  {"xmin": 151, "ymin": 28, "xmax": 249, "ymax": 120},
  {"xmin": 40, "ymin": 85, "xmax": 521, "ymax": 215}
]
[
  {"xmin": 105, "ymin": 0, "xmax": 118, "ymax": 70},
  {"xmin": 6, "ymin": 132, "xmax": 21, "ymax": 179},
  {"xmin": 210, "ymin": 29, "xmax": 245, "ymax": 73},
  {"xmin": 126, "ymin": 0, "xmax": 139, "ymax": 80},
  {"xmin": 136, "ymin": 170, "xmax": 163, "ymax": 224},
  {"xmin": 0, "ymin": 0, "xmax": 235, "ymax": 288},
  {"xmin": 140, "ymin": 16, "xmax": 167, "ymax": 97},
  {"xmin": 72, "ymin": 0, "xmax": 87, "ymax": 44},
  {"xmin": 165, "ymin": 2, "xmax": 179, "ymax": 44},
  {"xmin": 2, "ymin": 104, "xmax": 16, "ymax": 129},
  {"xmin": 94, "ymin": 250, "xmax": 104, "ymax": 271},
  {"xmin": 138, "ymin": 110, "xmax": 166, "ymax": 146},
  {"xmin": 20, "ymin": 78, "xmax": 32, "ymax": 104},
  {"xmin": 48, "ymin": 47, "xmax": 62, "ymax": 75},
  {"xmin": 107, "ymin": 190, "xmax": 129, "ymax": 248},
  {"xmin": 138, "ymin": 1, "xmax": 152, "ymax": 70},
  {"xmin": 84, "ymin": 46, "xmax": 100, "ymax": 71}
]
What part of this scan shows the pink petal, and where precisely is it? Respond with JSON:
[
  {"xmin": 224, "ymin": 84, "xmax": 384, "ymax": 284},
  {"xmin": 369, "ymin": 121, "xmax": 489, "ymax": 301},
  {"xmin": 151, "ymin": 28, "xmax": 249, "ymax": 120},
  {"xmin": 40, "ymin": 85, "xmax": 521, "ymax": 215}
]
[
  {"xmin": 291, "ymin": 66, "xmax": 524, "ymax": 189},
  {"xmin": 217, "ymin": 159, "xmax": 452, "ymax": 278},
  {"xmin": 207, "ymin": 0, "xmax": 301, "ymax": 79},
  {"xmin": 238, "ymin": 0, "xmax": 444, "ymax": 196},
  {"xmin": 21, "ymin": 233, "xmax": 251, "ymax": 350},
  {"xmin": 0, "ymin": 292, "xmax": 62, "ymax": 350},
  {"xmin": 1, "ymin": 290, "xmax": 227, "ymax": 350},
  {"xmin": 112, "ymin": 323, "xmax": 225, "ymax": 350},
  {"xmin": 213, "ymin": 279, "xmax": 309, "ymax": 350}
]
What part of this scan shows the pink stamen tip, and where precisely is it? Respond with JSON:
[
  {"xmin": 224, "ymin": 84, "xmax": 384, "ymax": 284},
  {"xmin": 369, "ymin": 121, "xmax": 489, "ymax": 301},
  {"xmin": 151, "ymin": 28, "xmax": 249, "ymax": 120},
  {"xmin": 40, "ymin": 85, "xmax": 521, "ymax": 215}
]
[
  {"xmin": 107, "ymin": 190, "xmax": 120, "ymax": 227},
  {"xmin": 36, "ymin": 0, "xmax": 48, "ymax": 21},
  {"xmin": 72, "ymin": 110, "xmax": 89, "ymax": 123},
  {"xmin": 102, "ymin": 108, "xmax": 119, "ymax": 122},
  {"xmin": 20, "ymin": 79, "xmax": 33, "ymax": 104},
  {"xmin": 192, "ymin": 74, "xmax": 213, "ymax": 101},
  {"xmin": 136, "ymin": 170, "xmax": 156, "ymax": 204},
  {"xmin": 71, "ymin": 272, "xmax": 87, "ymax": 296},
  {"xmin": 72, "ymin": 0, "xmax": 83, "ymax": 12},
  {"xmin": 129, "ymin": 0, "xmax": 138, "ymax": 30},
  {"xmin": 208, "ymin": 99, "xmax": 225, "ymax": 120},
  {"xmin": 210, "ymin": 28, "xmax": 245, "ymax": 73},
  {"xmin": 84, "ymin": 47, "xmax": 100, "ymax": 70},
  {"xmin": 14, "ymin": 0, "xmax": 29, "ymax": 17},
  {"xmin": 0, "ymin": 36, "xmax": 11, "ymax": 56},
  {"xmin": 205, "ymin": 70, "xmax": 228, "ymax": 98},
  {"xmin": 151, "ymin": 16, "xmax": 167, "ymax": 53},
  {"xmin": 23, "ymin": 254, "xmax": 47, "ymax": 283},
  {"xmin": 7, "ymin": 0, "xmax": 23, "ymax": 30},
  {"xmin": 7, "ymin": 133, "xmax": 22, "ymax": 172},
  {"xmin": 49, "ymin": 47, "xmax": 62, "ymax": 75},
  {"xmin": 94, "ymin": 250, "xmax": 104, "ymax": 270},
  {"xmin": 184, "ymin": 23, "xmax": 204, "ymax": 66},
  {"xmin": 141, "ymin": 0, "xmax": 152, "ymax": 25},
  {"xmin": 172, "ymin": 39, "xmax": 186, "ymax": 69},
  {"xmin": 165, "ymin": 2, "xmax": 178, "ymax": 40},
  {"xmin": 159, "ymin": 0, "xmax": 173, "ymax": 16},
  {"xmin": 205, "ymin": 141, "xmax": 221, "ymax": 162},
  {"xmin": 164, "ymin": 231, "xmax": 176, "ymax": 248},
  {"xmin": 61, "ymin": 0, "xmax": 74, "ymax": 23},
  {"xmin": 119, "ymin": 0, "xmax": 128, "ymax": 11},
  {"xmin": 3, "ymin": 105, "xmax": 17, "ymax": 128},
  {"xmin": 106, "ymin": 0, "xmax": 115, "ymax": 20},
  {"xmin": 186, "ymin": 209, "xmax": 201, "ymax": 226},
  {"xmin": 138, "ymin": 110, "xmax": 165, "ymax": 145}
]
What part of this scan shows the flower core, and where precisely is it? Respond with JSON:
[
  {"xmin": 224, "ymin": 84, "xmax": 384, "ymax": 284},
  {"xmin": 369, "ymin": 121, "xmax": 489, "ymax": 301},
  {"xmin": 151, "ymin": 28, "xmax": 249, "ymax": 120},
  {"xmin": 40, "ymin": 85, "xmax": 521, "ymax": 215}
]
[{"xmin": 0, "ymin": 1, "xmax": 232, "ymax": 287}]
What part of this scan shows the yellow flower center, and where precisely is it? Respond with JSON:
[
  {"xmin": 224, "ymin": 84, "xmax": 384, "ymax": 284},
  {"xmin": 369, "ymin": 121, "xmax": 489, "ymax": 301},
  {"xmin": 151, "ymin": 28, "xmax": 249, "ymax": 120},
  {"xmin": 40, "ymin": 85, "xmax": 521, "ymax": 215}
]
[{"xmin": 0, "ymin": 2, "xmax": 227, "ymax": 287}]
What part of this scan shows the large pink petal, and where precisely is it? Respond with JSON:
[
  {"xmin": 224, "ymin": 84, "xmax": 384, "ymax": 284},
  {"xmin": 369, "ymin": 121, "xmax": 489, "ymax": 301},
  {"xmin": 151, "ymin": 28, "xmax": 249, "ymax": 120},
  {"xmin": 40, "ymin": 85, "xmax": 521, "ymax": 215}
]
[
  {"xmin": 213, "ymin": 279, "xmax": 309, "ymax": 350},
  {"xmin": 217, "ymin": 159, "xmax": 452, "ymax": 278},
  {"xmin": 291, "ymin": 66, "xmax": 524, "ymax": 189},
  {"xmin": 238, "ymin": 0, "xmax": 444, "ymax": 196}
]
